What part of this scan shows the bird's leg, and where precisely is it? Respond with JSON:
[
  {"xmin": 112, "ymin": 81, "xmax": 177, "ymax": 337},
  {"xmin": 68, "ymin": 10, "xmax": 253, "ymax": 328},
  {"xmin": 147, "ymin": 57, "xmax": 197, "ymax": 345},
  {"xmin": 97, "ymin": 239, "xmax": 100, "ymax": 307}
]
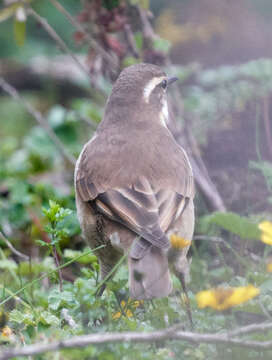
[{"xmin": 176, "ymin": 270, "xmax": 193, "ymax": 329}]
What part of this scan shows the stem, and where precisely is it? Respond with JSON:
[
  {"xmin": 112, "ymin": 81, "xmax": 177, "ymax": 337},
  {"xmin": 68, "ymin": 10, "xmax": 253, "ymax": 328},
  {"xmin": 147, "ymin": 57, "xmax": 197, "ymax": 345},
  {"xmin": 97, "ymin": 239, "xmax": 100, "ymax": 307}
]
[
  {"xmin": 93, "ymin": 254, "xmax": 127, "ymax": 295},
  {"xmin": 0, "ymin": 246, "xmax": 105, "ymax": 307},
  {"xmin": 53, "ymin": 245, "xmax": 63, "ymax": 292}
]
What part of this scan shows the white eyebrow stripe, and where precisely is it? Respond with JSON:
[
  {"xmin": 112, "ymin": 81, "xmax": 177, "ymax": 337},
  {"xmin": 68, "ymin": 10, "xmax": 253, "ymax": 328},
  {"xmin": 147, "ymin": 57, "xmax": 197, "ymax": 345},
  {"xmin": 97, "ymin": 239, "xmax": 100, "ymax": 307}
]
[{"xmin": 143, "ymin": 76, "xmax": 165, "ymax": 103}]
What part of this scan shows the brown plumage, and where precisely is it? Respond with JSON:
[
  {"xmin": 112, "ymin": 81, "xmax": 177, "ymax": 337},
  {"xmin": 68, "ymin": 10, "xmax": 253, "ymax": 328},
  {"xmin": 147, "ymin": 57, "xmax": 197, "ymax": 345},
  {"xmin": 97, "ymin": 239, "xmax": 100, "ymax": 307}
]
[{"xmin": 75, "ymin": 63, "xmax": 195, "ymax": 300}]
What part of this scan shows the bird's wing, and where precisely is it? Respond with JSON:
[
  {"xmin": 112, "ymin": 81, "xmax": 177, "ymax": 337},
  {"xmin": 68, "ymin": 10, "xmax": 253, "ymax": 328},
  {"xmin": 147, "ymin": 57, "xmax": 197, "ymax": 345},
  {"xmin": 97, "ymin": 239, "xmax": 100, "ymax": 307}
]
[
  {"xmin": 94, "ymin": 177, "xmax": 169, "ymax": 250},
  {"xmin": 75, "ymin": 133, "xmax": 193, "ymax": 259},
  {"xmin": 156, "ymin": 189, "xmax": 189, "ymax": 233},
  {"xmin": 76, "ymin": 171, "xmax": 188, "ymax": 259}
]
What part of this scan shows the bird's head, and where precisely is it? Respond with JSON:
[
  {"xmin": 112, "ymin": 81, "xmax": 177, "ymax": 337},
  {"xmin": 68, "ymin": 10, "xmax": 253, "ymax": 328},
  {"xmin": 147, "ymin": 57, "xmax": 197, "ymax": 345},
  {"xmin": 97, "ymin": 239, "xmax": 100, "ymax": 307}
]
[{"xmin": 103, "ymin": 63, "xmax": 178, "ymax": 128}]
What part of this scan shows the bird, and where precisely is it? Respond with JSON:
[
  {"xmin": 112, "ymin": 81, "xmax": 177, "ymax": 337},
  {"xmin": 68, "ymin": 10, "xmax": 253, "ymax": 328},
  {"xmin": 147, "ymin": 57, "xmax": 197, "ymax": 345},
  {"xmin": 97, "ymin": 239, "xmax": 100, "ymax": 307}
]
[{"xmin": 75, "ymin": 63, "xmax": 195, "ymax": 303}]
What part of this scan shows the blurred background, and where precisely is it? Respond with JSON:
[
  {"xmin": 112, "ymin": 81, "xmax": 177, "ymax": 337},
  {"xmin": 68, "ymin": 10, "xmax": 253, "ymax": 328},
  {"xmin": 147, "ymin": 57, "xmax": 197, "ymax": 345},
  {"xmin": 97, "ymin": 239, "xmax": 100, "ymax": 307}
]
[
  {"xmin": 1, "ymin": 1, "xmax": 272, "ymax": 356},
  {"xmin": 1, "ymin": 0, "xmax": 272, "ymax": 219}
]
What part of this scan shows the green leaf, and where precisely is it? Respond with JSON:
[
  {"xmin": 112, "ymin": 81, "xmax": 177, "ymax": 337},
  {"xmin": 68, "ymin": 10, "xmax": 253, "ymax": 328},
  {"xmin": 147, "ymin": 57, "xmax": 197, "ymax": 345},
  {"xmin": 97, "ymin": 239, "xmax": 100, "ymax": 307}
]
[
  {"xmin": 9, "ymin": 309, "xmax": 35, "ymax": 326},
  {"xmin": 64, "ymin": 248, "xmax": 97, "ymax": 265},
  {"xmin": 122, "ymin": 56, "xmax": 140, "ymax": 68},
  {"xmin": 153, "ymin": 37, "xmax": 171, "ymax": 54},
  {"xmin": 48, "ymin": 289, "xmax": 75, "ymax": 311},
  {"xmin": 0, "ymin": 259, "xmax": 17, "ymax": 271},
  {"xmin": 134, "ymin": 32, "xmax": 143, "ymax": 51},
  {"xmin": 14, "ymin": 18, "xmax": 26, "ymax": 47},
  {"xmin": 35, "ymin": 239, "xmax": 50, "ymax": 248},
  {"xmin": 130, "ymin": 0, "xmax": 149, "ymax": 9},
  {"xmin": 208, "ymin": 212, "xmax": 261, "ymax": 240},
  {"xmin": 38, "ymin": 311, "xmax": 59, "ymax": 326},
  {"xmin": 250, "ymin": 160, "xmax": 272, "ymax": 191},
  {"xmin": 102, "ymin": 0, "xmax": 120, "ymax": 10}
]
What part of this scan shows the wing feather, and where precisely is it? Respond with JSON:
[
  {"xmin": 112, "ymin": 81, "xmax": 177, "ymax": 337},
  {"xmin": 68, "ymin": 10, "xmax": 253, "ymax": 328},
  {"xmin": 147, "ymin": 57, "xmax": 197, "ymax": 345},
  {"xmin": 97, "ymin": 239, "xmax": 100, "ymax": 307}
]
[
  {"xmin": 75, "ymin": 133, "xmax": 193, "ymax": 259},
  {"xmin": 96, "ymin": 186, "xmax": 169, "ymax": 250}
]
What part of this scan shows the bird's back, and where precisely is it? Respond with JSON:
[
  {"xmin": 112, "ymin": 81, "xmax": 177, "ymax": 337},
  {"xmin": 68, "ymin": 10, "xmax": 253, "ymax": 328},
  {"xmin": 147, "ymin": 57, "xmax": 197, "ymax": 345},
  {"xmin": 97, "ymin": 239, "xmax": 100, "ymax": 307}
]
[{"xmin": 76, "ymin": 123, "xmax": 194, "ymax": 201}]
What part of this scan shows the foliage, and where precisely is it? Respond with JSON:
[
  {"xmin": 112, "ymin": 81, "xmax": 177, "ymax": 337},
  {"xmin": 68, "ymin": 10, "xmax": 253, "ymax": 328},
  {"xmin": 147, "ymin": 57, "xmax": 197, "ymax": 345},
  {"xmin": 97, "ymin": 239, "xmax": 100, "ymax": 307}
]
[
  {"xmin": 0, "ymin": 0, "xmax": 272, "ymax": 359},
  {"xmin": 202, "ymin": 212, "xmax": 260, "ymax": 240}
]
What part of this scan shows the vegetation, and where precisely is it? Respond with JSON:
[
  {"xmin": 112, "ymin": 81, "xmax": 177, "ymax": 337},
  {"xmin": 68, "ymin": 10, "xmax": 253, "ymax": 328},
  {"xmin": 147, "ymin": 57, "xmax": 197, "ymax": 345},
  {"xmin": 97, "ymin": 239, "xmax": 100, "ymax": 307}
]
[{"xmin": 1, "ymin": 0, "xmax": 272, "ymax": 359}]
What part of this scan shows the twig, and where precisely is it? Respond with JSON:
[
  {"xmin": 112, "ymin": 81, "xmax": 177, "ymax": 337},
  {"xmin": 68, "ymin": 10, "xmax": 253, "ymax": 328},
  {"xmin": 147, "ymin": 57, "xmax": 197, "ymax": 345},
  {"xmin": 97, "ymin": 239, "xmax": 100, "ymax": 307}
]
[
  {"xmin": 123, "ymin": 23, "xmax": 139, "ymax": 58},
  {"xmin": 0, "ymin": 284, "xmax": 31, "ymax": 311},
  {"xmin": 0, "ymin": 246, "xmax": 105, "ymax": 307},
  {"xmin": 2, "ymin": 322, "xmax": 272, "ymax": 359},
  {"xmin": 93, "ymin": 253, "xmax": 127, "ymax": 295},
  {"xmin": 170, "ymin": 111, "xmax": 226, "ymax": 212},
  {"xmin": 183, "ymin": 115, "xmax": 226, "ymax": 212},
  {"xmin": 193, "ymin": 235, "xmax": 223, "ymax": 242},
  {"xmin": 27, "ymin": 7, "xmax": 90, "ymax": 80},
  {"xmin": 48, "ymin": 0, "xmax": 118, "ymax": 71},
  {"xmin": 0, "ymin": 77, "xmax": 76, "ymax": 166},
  {"xmin": 137, "ymin": 5, "xmax": 156, "ymax": 42},
  {"xmin": 257, "ymin": 299, "xmax": 272, "ymax": 321},
  {"xmin": 263, "ymin": 96, "xmax": 272, "ymax": 159},
  {"xmin": 70, "ymin": 110, "xmax": 98, "ymax": 130},
  {"xmin": 228, "ymin": 321, "xmax": 272, "ymax": 337},
  {"xmin": 53, "ymin": 246, "xmax": 63, "ymax": 292},
  {"xmin": 0, "ymin": 231, "xmax": 29, "ymax": 260}
]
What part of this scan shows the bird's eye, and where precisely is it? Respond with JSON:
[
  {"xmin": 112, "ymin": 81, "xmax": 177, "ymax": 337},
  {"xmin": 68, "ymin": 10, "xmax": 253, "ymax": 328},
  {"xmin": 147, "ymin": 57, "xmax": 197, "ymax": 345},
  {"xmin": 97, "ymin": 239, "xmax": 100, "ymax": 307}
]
[{"xmin": 161, "ymin": 79, "xmax": 167, "ymax": 89}]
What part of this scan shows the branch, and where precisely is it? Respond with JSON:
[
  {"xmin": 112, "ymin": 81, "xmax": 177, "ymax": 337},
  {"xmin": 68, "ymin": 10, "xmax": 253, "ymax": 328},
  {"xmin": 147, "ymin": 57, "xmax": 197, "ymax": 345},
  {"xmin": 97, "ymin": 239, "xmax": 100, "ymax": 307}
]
[
  {"xmin": 27, "ymin": 8, "xmax": 108, "ymax": 97},
  {"xmin": 2, "ymin": 322, "xmax": 272, "ymax": 359},
  {"xmin": 263, "ymin": 96, "xmax": 272, "ymax": 158},
  {"xmin": 189, "ymin": 156, "xmax": 226, "ymax": 212},
  {"xmin": 48, "ymin": 0, "xmax": 119, "ymax": 71},
  {"xmin": 168, "ymin": 103, "xmax": 226, "ymax": 212},
  {"xmin": 137, "ymin": 5, "xmax": 156, "ymax": 42},
  {"xmin": 0, "ymin": 231, "xmax": 29, "ymax": 260},
  {"xmin": 27, "ymin": 7, "xmax": 90, "ymax": 80},
  {"xmin": 0, "ymin": 77, "xmax": 76, "ymax": 166},
  {"xmin": 193, "ymin": 235, "xmax": 223, "ymax": 243},
  {"xmin": 229, "ymin": 321, "xmax": 272, "ymax": 337},
  {"xmin": 123, "ymin": 23, "xmax": 139, "ymax": 58}
]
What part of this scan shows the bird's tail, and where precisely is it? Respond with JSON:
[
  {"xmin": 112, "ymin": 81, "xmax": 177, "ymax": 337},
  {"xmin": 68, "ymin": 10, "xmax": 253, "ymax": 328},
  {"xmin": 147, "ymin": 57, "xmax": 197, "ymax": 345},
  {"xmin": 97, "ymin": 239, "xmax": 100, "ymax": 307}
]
[{"xmin": 128, "ymin": 246, "xmax": 172, "ymax": 300}]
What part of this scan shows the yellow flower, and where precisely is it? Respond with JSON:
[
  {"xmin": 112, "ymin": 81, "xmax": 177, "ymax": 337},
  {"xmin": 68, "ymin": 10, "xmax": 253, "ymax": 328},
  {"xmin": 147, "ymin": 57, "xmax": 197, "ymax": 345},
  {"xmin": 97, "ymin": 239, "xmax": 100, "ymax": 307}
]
[
  {"xmin": 132, "ymin": 300, "xmax": 144, "ymax": 308},
  {"xmin": 112, "ymin": 299, "xmax": 143, "ymax": 320},
  {"xmin": 170, "ymin": 234, "xmax": 191, "ymax": 249},
  {"xmin": 1, "ymin": 326, "xmax": 12, "ymax": 338},
  {"xmin": 259, "ymin": 221, "xmax": 272, "ymax": 245},
  {"xmin": 196, "ymin": 285, "xmax": 260, "ymax": 311},
  {"xmin": 266, "ymin": 263, "xmax": 272, "ymax": 272}
]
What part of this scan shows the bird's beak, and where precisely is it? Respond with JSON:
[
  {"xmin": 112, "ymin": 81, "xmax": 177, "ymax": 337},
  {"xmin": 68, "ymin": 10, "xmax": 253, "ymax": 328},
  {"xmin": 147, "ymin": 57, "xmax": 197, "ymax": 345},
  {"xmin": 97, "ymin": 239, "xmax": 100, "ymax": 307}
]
[{"xmin": 167, "ymin": 76, "xmax": 178, "ymax": 86}]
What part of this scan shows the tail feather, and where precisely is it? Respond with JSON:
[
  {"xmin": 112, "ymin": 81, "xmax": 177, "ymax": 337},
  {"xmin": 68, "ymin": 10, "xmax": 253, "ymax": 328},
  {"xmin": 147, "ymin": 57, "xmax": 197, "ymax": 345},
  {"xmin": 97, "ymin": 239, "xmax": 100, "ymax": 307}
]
[{"xmin": 129, "ymin": 246, "xmax": 172, "ymax": 299}]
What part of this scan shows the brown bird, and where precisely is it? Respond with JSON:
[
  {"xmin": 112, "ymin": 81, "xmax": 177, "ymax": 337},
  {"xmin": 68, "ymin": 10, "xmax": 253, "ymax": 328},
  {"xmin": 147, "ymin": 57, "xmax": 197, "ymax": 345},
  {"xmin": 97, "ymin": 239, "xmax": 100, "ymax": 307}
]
[{"xmin": 75, "ymin": 63, "xmax": 194, "ymax": 302}]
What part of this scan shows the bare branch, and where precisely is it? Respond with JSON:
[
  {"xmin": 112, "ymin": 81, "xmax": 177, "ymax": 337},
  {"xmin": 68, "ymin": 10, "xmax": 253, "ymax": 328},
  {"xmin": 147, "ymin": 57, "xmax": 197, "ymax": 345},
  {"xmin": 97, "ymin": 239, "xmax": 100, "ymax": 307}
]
[
  {"xmin": 48, "ymin": 0, "xmax": 119, "ymax": 71},
  {"xmin": 193, "ymin": 235, "xmax": 223, "ymax": 242},
  {"xmin": 27, "ymin": 7, "xmax": 90, "ymax": 80},
  {"xmin": 53, "ymin": 246, "xmax": 63, "ymax": 292},
  {"xmin": 0, "ymin": 231, "xmax": 29, "ymax": 260},
  {"xmin": 0, "ymin": 77, "xmax": 76, "ymax": 166},
  {"xmin": 229, "ymin": 322, "xmax": 272, "ymax": 337},
  {"xmin": 1, "ymin": 322, "xmax": 272, "ymax": 359},
  {"xmin": 263, "ymin": 96, "xmax": 272, "ymax": 158},
  {"xmin": 123, "ymin": 24, "xmax": 139, "ymax": 58},
  {"xmin": 137, "ymin": 6, "xmax": 156, "ymax": 42},
  {"xmin": 189, "ymin": 155, "xmax": 226, "ymax": 212},
  {"xmin": 168, "ymin": 89, "xmax": 226, "ymax": 212}
]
